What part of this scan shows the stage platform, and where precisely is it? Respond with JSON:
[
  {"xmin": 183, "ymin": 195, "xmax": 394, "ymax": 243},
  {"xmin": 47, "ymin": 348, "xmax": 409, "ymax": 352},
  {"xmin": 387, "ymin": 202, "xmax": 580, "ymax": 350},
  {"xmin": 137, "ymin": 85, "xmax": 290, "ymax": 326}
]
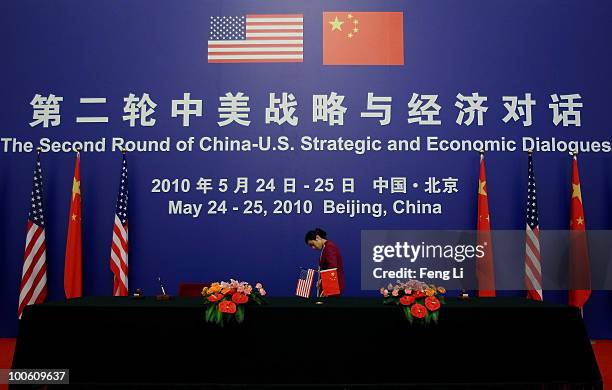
[{"xmin": 12, "ymin": 297, "xmax": 602, "ymax": 389}]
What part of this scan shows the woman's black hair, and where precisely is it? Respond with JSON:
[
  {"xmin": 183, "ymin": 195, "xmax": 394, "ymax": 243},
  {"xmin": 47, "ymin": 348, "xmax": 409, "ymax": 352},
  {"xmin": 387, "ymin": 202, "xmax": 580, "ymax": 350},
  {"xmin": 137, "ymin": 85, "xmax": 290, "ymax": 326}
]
[{"xmin": 305, "ymin": 228, "xmax": 327, "ymax": 243}]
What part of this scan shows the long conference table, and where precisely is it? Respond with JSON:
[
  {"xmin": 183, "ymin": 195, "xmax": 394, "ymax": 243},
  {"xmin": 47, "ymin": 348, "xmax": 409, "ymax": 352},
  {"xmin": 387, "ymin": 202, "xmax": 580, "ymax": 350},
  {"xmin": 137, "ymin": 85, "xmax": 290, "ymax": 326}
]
[{"xmin": 12, "ymin": 297, "xmax": 602, "ymax": 389}]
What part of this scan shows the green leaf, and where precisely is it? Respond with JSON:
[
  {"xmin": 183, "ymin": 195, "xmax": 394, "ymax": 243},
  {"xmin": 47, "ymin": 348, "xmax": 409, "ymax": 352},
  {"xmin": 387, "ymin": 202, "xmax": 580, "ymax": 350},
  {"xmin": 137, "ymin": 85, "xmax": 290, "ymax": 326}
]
[
  {"xmin": 215, "ymin": 308, "xmax": 222, "ymax": 327},
  {"xmin": 236, "ymin": 305, "xmax": 245, "ymax": 323},
  {"xmin": 205, "ymin": 304, "xmax": 215, "ymax": 323},
  {"xmin": 432, "ymin": 311, "xmax": 439, "ymax": 323},
  {"xmin": 404, "ymin": 307, "xmax": 414, "ymax": 324}
]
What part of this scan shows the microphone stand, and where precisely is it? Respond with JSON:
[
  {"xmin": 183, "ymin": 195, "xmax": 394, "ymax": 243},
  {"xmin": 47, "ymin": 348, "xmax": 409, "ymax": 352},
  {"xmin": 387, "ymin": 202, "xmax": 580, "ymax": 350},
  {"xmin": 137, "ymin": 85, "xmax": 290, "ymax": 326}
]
[
  {"xmin": 315, "ymin": 269, "xmax": 324, "ymax": 304},
  {"xmin": 156, "ymin": 276, "xmax": 171, "ymax": 301}
]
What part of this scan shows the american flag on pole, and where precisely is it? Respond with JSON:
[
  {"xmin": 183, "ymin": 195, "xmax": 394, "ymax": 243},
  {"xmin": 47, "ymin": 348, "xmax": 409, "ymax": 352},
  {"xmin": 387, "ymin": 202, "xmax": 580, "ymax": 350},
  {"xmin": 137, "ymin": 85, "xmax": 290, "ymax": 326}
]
[
  {"xmin": 18, "ymin": 152, "xmax": 48, "ymax": 319},
  {"xmin": 208, "ymin": 14, "xmax": 304, "ymax": 63},
  {"xmin": 110, "ymin": 153, "xmax": 129, "ymax": 296},
  {"xmin": 296, "ymin": 268, "xmax": 315, "ymax": 298},
  {"xmin": 525, "ymin": 152, "xmax": 542, "ymax": 301}
]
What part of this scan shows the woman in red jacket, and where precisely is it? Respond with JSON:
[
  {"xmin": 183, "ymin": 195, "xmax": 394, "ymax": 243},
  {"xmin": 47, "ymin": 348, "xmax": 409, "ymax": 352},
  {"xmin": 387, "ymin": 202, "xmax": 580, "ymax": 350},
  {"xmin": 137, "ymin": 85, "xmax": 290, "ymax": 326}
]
[{"xmin": 305, "ymin": 228, "xmax": 345, "ymax": 296}]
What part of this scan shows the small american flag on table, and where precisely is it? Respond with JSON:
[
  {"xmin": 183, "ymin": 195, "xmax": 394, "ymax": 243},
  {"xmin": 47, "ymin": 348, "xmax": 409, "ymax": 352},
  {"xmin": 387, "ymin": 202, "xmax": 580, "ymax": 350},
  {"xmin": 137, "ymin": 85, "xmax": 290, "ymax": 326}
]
[
  {"xmin": 208, "ymin": 14, "xmax": 304, "ymax": 63},
  {"xmin": 296, "ymin": 268, "xmax": 315, "ymax": 298}
]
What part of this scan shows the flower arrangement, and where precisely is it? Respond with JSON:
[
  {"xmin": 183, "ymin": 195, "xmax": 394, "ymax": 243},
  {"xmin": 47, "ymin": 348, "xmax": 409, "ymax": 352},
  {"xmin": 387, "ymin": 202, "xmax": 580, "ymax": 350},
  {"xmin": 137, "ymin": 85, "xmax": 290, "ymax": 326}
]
[
  {"xmin": 380, "ymin": 280, "xmax": 446, "ymax": 324},
  {"xmin": 202, "ymin": 280, "xmax": 267, "ymax": 327}
]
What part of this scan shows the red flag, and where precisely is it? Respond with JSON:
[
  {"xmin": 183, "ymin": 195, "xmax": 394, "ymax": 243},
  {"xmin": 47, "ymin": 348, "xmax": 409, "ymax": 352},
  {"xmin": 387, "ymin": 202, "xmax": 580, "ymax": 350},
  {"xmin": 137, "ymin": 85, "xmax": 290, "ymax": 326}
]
[
  {"xmin": 477, "ymin": 153, "xmax": 496, "ymax": 297},
  {"xmin": 320, "ymin": 268, "xmax": 341, "ymax": 297},
  {"xmin": 64, "ymin": 152, "xmax": 82, "ymax": 299},
  {"xmin": 568, "ymin": 154, "xmax": 591, "ymax": 308},
  {"xmin": 323, "ymin": 12, "xmax": 404, "ymax": 65}
]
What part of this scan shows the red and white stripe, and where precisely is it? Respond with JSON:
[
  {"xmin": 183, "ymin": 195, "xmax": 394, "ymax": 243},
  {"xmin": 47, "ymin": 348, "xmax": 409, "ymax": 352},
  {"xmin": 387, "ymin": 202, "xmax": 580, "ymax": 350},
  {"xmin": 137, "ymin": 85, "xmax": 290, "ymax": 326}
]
[
  {"xmin": 18, "ymin": 220, "xmax": 47, "ymax": 319},
  {"xmin": 208, "ymin": 14, "xmax": 304, "ymax": 63},
  {"xmin": 525, "ymin": 224, "xmax": 542, "ymax": 300},
  {"xmin": 110, "ymin": 215, "xmax": 128, "ymax": 296},
  {"xmin": 296, "ymin": 269, "xmax": 315, "ymax": 298}
]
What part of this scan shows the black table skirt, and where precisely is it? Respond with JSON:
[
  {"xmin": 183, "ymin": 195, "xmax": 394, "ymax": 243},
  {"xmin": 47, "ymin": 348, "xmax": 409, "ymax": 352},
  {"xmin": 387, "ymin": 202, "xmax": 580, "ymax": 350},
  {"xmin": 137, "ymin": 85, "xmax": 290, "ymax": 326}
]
[{"xmin": 12, "ymin": 297, "xmax": 602, "ymax": 389}]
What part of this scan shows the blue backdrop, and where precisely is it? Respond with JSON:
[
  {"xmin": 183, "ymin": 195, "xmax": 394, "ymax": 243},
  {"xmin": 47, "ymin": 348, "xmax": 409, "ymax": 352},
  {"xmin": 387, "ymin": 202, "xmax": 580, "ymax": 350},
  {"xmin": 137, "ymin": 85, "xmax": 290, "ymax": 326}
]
[{"xmin": 1, "ymin": 0, "xmax": 611, "ymax": 338}]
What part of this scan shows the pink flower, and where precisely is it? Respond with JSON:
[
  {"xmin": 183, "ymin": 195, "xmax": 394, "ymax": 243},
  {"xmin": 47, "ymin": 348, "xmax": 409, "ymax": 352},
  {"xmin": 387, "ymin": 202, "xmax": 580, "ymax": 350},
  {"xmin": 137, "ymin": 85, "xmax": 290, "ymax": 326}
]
[
  {"xmin": 383, "ymin": 289, "xmax": 389, "ymax": 297},
  {"xmin": 256, "ymin": 283, "xmax": 263, "ymax": 289},
  {"xmin": 392, "ymin": 289, "xmax": 399, "ymax": 297},
  {"xmin": 259, "ymin": 288, "xmax": 266, "ymax": 296}
]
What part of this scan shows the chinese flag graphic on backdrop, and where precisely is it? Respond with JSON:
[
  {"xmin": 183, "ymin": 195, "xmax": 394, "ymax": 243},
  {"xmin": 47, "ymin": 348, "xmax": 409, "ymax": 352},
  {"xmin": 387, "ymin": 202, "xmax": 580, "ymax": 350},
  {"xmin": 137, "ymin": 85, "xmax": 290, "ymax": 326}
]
[{"xmin": 323, "ymin": 12, "xmax": 404, "ymax": 65}]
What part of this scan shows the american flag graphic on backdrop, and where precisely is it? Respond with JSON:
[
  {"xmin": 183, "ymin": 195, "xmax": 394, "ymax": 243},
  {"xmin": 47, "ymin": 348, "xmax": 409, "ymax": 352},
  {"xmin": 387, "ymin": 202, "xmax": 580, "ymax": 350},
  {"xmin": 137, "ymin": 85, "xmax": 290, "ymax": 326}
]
[
  {"xmin": 208, "ymin": 14, "xmax": 304, "ymax": 63},
  {"xmin": 296, "ymin": 268, "xmax": 315, "ymax": 298},
  {"xmin": 525, "ymin": 153, "xmax": 542, "ymax": 301},
  {"xmin": 18, "ymin": 153, "xmax": 48, "ymax": 319},
  {"xmin": 110, "ymin": 153, "xmax": 129, "ymax": 296}
]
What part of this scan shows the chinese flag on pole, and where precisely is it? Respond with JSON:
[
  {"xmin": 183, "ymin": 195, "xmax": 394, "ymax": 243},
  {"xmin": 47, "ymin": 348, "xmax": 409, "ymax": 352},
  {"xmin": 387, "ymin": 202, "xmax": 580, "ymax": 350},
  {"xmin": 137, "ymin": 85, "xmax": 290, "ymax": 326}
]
[
  {"xmin": 568, "ymin": 154, "xmax": 591, "ymax": 308},
  {"xmin": 64, "ymin": 152, "xmax": 82, "ymax": 299},
  {"xmin": 477, "ymin": 153, "xmax": 496, "ymax": 297},
  {"xmin": 320, "ymin": 268, "xmax": 341, "ymax": 296},
  {"xmin": 323, "ymin": 12, "xmax": 404, "ymax": 65}
]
